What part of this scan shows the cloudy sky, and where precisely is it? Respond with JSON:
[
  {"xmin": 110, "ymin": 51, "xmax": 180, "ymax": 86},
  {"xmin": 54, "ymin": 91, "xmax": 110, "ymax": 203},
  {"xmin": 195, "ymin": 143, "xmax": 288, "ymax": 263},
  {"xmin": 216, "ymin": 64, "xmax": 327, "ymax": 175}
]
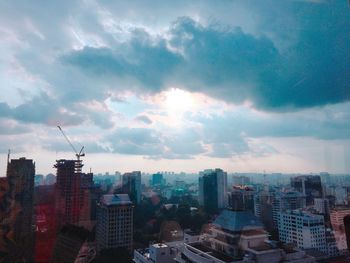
[{"xmin": 0, "ymin": 0, "xmax": 350, "ymax": 175}]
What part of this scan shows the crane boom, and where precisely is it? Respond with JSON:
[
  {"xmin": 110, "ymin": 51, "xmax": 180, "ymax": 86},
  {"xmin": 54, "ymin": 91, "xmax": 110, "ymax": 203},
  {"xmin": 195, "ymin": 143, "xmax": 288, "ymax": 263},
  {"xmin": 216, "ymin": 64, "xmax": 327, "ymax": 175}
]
[{"xmin": 57, "ymin": 125, "xmax": 85, "ymax": 160}]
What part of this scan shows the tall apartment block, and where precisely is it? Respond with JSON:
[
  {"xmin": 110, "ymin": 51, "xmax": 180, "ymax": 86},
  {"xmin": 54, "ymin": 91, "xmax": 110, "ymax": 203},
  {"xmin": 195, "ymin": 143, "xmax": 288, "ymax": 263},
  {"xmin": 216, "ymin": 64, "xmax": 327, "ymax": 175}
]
[
  {"xmin": 198, "ymin": 169, "xmax": 227, "ymax": 214},
  {"xmin": 96, "ymin": 194, "xmax": 133, "ymax": 252},
  {"xmin": 6, "ymin": 157, "xmax": 35, "ymax": 262}
]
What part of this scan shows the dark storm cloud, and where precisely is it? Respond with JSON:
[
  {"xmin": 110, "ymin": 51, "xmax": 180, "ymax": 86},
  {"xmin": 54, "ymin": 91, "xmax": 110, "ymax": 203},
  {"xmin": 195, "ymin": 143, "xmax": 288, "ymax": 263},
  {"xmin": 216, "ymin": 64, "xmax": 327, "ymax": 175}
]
[{"xmin": 61, "ymin": 0, "xmax": 350, "ymax": 110}]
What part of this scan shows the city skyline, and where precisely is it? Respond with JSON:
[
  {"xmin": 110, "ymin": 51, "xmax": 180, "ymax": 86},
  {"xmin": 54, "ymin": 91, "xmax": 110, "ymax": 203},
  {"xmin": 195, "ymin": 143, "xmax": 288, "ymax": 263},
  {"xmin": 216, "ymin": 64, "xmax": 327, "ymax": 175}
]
[{"xmin": 1, "ymin": 1, "xmax": 350, "ymax": 175}]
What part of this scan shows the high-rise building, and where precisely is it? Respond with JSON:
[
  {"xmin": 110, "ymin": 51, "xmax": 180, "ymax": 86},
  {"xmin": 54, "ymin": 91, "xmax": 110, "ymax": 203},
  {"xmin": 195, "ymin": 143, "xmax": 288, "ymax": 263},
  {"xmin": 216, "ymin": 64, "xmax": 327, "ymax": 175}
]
[
  {"xmin": 55, "ymin": 159, "xmax": 83, "ymax": 226},
  {"xmin": 291, "ymin": 175, "xmax": 323, "ymax": 205},
  {"xmin": 198, "ymin": 169, "xmax": 227, "ymax": 214},
  {"xmin": 254, "ymin": 189, "xmax": 275, "ymax": 233},
  {"xmin": 330, "ymin": 206, "xmax": 350, "ymax": 252},
  {"xmin": 152, "ymin": 173, "xmax": 165, "ymax": 187},
  {"xmin": 278, "ymin": 210, "xmax": 327, "ymax": 253},
  {"xmin": 120, "ymin": 171, "xmax": 141, "ymax": 204},
  {"xmin": 6, "ymin": 157, "xmax": 35, "ymax": 262},
  {"xmin": 50, "ymin": 224, "xmax": 89, "ymax": 263},
  {"xmin": 96, "ymin": 194, "xmax": 133, "ymax": 252},
  {"xmin": 54, "ymin": 159, "xmax": 94, "ymax": 229}
]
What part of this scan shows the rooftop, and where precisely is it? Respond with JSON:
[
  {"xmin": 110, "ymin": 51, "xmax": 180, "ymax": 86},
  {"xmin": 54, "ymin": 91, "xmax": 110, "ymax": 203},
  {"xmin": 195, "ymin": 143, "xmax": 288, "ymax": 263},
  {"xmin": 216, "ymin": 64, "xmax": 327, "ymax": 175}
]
[
  {"xmin": 213, "ymin": 210, "xmax": 263, "ymax": 232},
  {"xmin": 100, "ymin": 194, "xmax": 132, "ymax": 206}
]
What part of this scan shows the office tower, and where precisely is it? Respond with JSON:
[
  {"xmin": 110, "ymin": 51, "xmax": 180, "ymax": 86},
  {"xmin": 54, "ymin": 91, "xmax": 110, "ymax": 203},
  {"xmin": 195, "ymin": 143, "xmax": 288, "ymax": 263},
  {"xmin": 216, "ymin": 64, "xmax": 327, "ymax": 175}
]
[
  {"xmin": 55, "ymin": 159, "xmax": 82, "ymax": 226},
  {"xmin": 152, "ymin": 173, "xmax": 165, "ymax": 187},
  {"xmin": 120, "ymin": 171, "xmax": 141, "ymax": 204},
  {"xmin": 228, "ymin": 185, "xmax": 255, "ymax": 212},
  {"xmin": 50, "ymin": 224, "xmax": 89, "ymax": 263},
  {"xmin": 35, "ymin": 174, "xmax": 45, "ymax": 186},
  {"xmin": 6, "ymin": 157, "xmax": 35, "ymax": 262},
  {"xmin": 291, "ymin": 175, "xmax": 323, "ymax": 205},
  {"xmin": 198, "ymin": 169, "xmax": 227, "ymax": 214},
  {"xmin": 278, "ymin": 210, "xmax": 327, "ymax": 253},
  {"xmin": 330, "ymin": 206, "xmax": 350, "ymax": 251},
  {"xmin": 96, "ymin": 194, "xmax": 133, "ymax": 252}
]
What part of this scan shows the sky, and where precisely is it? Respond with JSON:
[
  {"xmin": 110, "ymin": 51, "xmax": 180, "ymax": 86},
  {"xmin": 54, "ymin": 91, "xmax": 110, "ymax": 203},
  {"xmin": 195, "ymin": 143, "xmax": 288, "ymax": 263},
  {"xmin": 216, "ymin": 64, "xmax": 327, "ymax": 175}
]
[{"xmin": 0, "ymin": 0, "xmax": 350, "ymax": 175}]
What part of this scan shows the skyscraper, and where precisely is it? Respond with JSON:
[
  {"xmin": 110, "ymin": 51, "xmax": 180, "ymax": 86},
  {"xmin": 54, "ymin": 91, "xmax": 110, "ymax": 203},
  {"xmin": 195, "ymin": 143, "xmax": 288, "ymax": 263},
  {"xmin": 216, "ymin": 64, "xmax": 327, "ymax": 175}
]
[
  {"xmin": 6, "ymin": 157, "xmax": 35, "ymax": 262},
  {"xmin": 198, "ymin": 169, "xmax": 227, "ymax": 214},
  {"xmin": 291, "ymin": 175, "xmax": 323, "ymax": 205},
  {"xmin": 96, "ymin": 194, "xmax": 133, "ymax": 252},
  {"xmin": 55, "ymin": 159, "xmax": 82, "ymax": 226},
  {"xmin": 120, "ymin": 171, "xmax": 141, "ymax": 204}
]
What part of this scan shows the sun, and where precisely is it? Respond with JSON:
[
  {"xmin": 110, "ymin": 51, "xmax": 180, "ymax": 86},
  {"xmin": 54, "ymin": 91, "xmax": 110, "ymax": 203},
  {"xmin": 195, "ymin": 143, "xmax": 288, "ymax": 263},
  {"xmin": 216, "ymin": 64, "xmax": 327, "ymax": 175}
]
[{"xmin": 164, "ymin": 88, "xmax": 195, "ymax": 115}]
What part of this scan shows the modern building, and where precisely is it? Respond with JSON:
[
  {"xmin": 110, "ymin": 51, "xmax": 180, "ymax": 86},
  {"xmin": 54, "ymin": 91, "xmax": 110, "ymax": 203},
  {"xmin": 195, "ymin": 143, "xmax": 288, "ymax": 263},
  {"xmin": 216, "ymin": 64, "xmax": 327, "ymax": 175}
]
[
  {"xmin": 199, "ymin": 169, "xmax": 227, "ymax": 214},
  {"xmin": 6, "ymin": 157, "xmax": 35, "ymax": 262},
  {"xmin": 120, "ymin": 171, "xmax": 141, "ymax": 204},
  {"xmin": 152, "ymin": 173, "xmax": 165, "ymax": 187},
  {"xmin": 254, "ymin": 190, "xmax": 275, "ymax": 233},
  {"xmin": 96, "ymin": 194, "xmax": 133, "ymax": 252},
  {"xmin": 278, "ymin": 210, "xmax": 327, "ymax": 253},
  {"xmin": 50, "ymin": 224, "xmax": 89, "ymax": 263},
  {"xmin": 330, "ymin": 206, "xmax": 350, "ymax": 252},
  {"xmin": 291, "ymin": 176, "xmax": 323, "ymax": 206}
]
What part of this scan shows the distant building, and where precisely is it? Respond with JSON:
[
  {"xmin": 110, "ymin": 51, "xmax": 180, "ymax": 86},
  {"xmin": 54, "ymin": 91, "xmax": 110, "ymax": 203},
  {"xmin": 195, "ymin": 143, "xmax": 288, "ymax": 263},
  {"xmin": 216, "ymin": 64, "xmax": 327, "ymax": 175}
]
[
  {"xmin": 228, "ymin": 185, "xmax": 255, "ymax": 212},
  {"xmin": 50, "ymin": 224, "xmax": 89, "ymax": 263},
  {"xmin": 152, "ymin": 173, "xmax": 165, "ymax": 187},
  {"xmin": 254, "ymin": 190, "xmax": 275, "ymax": 234},
  {"xmin": 96, "ymin": 194, "xmax": 133, "ymax": 252},
  {"xmin": 35, "ymin": 174, "xmax": 45, "ymax": 186},
  {"xmin": 314, "ymin": 198, "xmax": 330, "ymax": 215},
  {"xmin": 232, "ymin": 175, "xmax": 250, "ymax": 185},
  {"xmin": 45, "ymin": 173, "xmax": 56, "ymax": 185},
  {"xmin": 291, "ymin": 176, "xmax": 323, "ymax": 205},
  {"xmin": 198, "ymin": 169, "xmax": 227, "ymax": 214},
  {"xmin": 278, "ymin": 210, "xmax": 327, "ymax": 253},
  {"xmin": 120, "ymin": 171, "xmax": 141, "ymax": 204},
  {"xmin": 6, "ymin": 157, "xmax": 35, "ymax": 262}
]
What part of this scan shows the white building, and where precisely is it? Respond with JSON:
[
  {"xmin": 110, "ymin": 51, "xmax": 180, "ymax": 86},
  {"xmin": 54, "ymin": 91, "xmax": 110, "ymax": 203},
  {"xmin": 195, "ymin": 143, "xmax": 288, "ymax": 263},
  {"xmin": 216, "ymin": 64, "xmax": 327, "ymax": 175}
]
[
  {"xmin": 278, "ymin": 210, "xmax": 326, "ymax": 253},
  {"xmin": 96, "ymin": 194, "xmax": 133, "ymax": 252}
]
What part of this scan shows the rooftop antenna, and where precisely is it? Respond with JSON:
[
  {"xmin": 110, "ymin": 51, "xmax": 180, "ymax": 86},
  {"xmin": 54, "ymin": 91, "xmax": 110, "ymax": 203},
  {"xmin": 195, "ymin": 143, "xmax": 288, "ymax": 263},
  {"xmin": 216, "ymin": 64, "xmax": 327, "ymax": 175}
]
[{"xmin": 7, "ymin": 149, "xmax": 10, "ymax": 164}]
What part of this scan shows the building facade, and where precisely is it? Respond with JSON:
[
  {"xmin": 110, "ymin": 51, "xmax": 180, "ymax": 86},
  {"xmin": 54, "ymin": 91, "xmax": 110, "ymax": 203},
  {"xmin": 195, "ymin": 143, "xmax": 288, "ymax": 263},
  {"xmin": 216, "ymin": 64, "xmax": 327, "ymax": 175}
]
[
  {"xmin": 278, "ymin": 210, "xmax": 326, "ymax": 253},
  {"xmin": 199, "ymin": 169, "xmax": 227, "ymax": 214},
  {"xmin": 96, "ymin": 194, "xmax": 133, "ymax": 252}
]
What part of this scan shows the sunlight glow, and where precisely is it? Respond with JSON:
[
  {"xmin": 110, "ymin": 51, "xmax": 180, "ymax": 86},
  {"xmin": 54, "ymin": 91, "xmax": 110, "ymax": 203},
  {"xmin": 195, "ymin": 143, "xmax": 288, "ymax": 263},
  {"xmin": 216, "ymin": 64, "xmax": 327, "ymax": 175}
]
[{"xmin": 164, "ymin": 88, "xmax": 195, "ymax": 115}]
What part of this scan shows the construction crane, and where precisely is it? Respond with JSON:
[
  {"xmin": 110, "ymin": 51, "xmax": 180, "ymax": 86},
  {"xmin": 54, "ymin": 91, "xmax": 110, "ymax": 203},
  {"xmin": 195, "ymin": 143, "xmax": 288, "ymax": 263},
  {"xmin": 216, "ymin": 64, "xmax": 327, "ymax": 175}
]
[{"xmin": 57, "ymin": 125, "xmax": 85, "ymax": 161}]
